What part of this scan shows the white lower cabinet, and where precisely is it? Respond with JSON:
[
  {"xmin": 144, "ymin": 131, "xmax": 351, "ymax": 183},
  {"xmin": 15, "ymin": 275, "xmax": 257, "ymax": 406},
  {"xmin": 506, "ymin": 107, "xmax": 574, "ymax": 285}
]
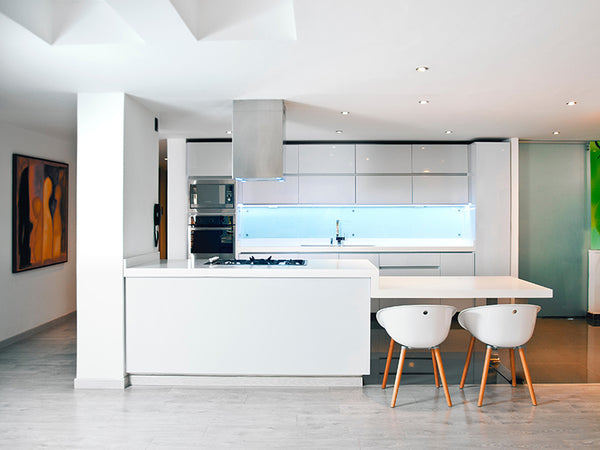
[
  {"xmin": 375, "ymin": 251, "xmax": 475, "ymax": 311},
  {"xmin": 237, "ymin": 250, "xmax": 475, "ymax": 312},
  {"xmin": 440, "ymin": 252, "xmax": 474, "ymax": 276},
  {"xmin": 298, "ymin": 176, "xmax": 355, "ymax": 204}
]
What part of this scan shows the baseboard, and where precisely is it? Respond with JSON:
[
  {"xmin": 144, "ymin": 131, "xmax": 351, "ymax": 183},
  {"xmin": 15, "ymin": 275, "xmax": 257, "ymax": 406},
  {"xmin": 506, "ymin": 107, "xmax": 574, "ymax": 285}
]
[
  {"xmin": 74, "ymin": 375, "xmax": 130, "ymax": 389},
  {"xmin": 586, "ymin": 312, "xmax": 600, "ymax": 326},
  {"xmin": 0, "ymin": 310, "xmax": 76, "ymax": 351},
  {"xmin": 128, "ymin": 375, "xmax": 363, "ymax": 388}
]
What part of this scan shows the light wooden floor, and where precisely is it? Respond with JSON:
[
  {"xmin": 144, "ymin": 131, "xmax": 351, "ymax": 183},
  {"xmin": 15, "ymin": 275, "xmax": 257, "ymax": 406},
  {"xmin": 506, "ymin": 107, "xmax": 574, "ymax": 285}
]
[{"xmin": 1, "ymin": 317, "xmax": 599, "ymax": 448}]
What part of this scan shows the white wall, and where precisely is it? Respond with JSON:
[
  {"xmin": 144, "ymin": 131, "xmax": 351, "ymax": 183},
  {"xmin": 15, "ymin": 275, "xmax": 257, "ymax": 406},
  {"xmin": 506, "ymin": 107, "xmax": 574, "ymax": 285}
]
[
  {"xmin": 123, "ymin": 95, "xmax": 159, "ymax": 258},
  {"xmin": 0, "ymin": 123, "xmax": 77, "ymax": 343},
  {"xmin": 167, "ymin": 138, "xmax": 187, "ymax": 259}
]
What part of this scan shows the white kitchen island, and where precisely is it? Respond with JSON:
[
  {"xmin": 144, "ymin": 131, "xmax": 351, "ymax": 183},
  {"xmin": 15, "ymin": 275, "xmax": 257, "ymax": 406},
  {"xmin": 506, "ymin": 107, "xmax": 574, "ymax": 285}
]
[{"xmin": 124, "ymin": 257, "xmax": 378, "ymax": 386}]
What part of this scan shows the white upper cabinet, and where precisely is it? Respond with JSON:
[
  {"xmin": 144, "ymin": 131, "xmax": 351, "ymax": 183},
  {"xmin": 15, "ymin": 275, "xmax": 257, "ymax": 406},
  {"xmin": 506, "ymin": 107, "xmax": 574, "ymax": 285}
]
[
  {"xmin": 356, "ymin": 144, "xmax": 411, "ymax": 173},
  {"xmin": 412, "ymin": 144, "xmax": 468, "ymax": 174},
  {"xmin": 187, "ymin": 142, "xmax": 232, "ymax": 177},
  {"xmin": 240, "ymin": 176, "xmax": 299, "ymax": 204},
  {"xmin": 298, "ymin": 176, "xmax": 355, "ymax": 204},
  {"xmin": 355, "ymin": 176, "xmax": 412, "ymax": 204},
  {"xmin": 284, "ymin": 145, "xmax": 299, "ymax": 174},
  {"xmin": 412, "ymin": 176, "xmax": 469, "ymax": 204},
  {"xmin": 298, "ymin": 144, "xmax": 355, "ymax": 174}
]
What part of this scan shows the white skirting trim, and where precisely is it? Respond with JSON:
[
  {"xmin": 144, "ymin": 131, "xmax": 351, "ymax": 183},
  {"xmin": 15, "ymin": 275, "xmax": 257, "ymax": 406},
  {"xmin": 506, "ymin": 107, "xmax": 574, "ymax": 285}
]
[
  {"xmin": 74, "ymin": 376, "xmax": 130, "ymax": 389},
  {"xmin": 128, "ymin": 375, "xmax": 363, "ymax": 387}
]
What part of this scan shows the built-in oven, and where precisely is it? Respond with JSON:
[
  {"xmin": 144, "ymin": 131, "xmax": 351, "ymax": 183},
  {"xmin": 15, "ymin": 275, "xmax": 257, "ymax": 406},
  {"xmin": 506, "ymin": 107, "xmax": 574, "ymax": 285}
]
[
  {"xmin": 189, "ymin": 178, "xmax": 234, "ymax": 211},
  {"xmin": 189, "ymin": 214, "xmax": 235, "ymax": 259}
]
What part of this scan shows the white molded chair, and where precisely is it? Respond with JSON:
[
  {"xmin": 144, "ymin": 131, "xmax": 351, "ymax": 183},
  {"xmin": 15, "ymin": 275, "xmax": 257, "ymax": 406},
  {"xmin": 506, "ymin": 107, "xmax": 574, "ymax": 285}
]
[
  {"xmin": 376, "ymin": 305, "xmax": 457, "ymax": 408},
  {"xmin": 457, "ymin": 304, "xmax": 541, "ymax": 407}
]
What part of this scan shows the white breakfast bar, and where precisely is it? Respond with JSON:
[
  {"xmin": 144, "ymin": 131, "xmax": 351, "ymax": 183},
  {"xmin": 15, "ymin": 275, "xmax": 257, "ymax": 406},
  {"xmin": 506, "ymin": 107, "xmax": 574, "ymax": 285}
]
[{"xmin": 124, "ymin": 256, "xmax": 552, "ymax": 387}]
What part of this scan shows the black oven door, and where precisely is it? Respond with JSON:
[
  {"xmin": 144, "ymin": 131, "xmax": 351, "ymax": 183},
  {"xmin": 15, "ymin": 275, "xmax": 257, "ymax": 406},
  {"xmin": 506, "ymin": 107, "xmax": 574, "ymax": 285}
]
[{"xmin": 190, "ymin": 227, "xmax": 233, "ymax": 255}]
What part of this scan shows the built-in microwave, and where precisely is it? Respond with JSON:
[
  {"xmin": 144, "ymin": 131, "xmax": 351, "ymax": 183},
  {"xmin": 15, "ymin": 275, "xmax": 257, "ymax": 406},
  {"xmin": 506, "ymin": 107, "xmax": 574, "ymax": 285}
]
[{"xmin": 189, "ymin": 178, "xmax": 234, "ymax": 210}]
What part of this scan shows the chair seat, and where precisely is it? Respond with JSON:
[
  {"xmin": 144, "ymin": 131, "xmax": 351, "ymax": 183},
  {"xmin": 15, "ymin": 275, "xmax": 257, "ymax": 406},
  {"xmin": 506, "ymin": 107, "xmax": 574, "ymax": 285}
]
[
  {"xmin": 376, "ymin": 304, "xmax": 457, "ymax": 408},
  {"xmin": 457, "ymin": 304, "xmax": 541, "ymax": 407}
]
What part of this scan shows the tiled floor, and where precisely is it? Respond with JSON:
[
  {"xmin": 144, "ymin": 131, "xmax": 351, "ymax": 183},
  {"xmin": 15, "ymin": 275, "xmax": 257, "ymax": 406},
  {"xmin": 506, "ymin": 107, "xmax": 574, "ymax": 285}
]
[
  {"xmin": 0, "ymin": 316, "xmax": 599, "ymax": 448},
  {"xmin": 368, "ymin": 316, "xmax": 600, "ymax": 386}
]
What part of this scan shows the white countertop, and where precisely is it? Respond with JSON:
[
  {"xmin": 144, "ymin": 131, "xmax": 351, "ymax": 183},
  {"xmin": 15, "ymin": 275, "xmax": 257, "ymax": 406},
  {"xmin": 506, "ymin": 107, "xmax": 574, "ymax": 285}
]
[
  {"xmin": 124, "ymin": 258, "xmax": 379, "ymax": 279},
  {"xmin": 372, "ymin": 276, "xmax": 553, "ymax": 299},
  {"xmin": 237, "ymin": 238, "xmax": 475, "ymax": 254}
]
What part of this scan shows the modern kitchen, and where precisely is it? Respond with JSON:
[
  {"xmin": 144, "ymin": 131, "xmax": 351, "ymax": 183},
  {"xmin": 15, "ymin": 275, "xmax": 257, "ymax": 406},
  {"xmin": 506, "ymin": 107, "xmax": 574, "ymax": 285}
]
[{"xmin": 1, "ymin": 1, "xmax": 599, "ymax": 447}]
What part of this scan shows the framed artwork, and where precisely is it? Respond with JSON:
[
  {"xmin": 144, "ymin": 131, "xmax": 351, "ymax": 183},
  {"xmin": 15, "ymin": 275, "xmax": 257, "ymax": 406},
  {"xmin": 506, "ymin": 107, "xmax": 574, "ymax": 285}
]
[{"xmin": 12, "ymin": 154, "xmax": 69, "ymax": 273}]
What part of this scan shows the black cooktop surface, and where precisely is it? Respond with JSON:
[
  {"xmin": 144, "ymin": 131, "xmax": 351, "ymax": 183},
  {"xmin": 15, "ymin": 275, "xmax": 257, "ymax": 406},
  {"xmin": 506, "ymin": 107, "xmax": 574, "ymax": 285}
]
[{"xmin": 206, "ymin": 256, "xmax": 306, "ymax": 266}]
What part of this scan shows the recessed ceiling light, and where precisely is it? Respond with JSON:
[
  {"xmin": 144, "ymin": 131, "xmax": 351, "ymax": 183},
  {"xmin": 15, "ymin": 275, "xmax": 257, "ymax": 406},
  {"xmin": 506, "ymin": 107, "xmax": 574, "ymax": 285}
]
[
  {"xmin": 418, "ymin": 100, "xmax": 429, "ymax": 105},
  {"xmin": 566, "ymin": 101, "xmax": 577, "ymax": 106},
  {"xmin": 226, "ymin": 130, "xmax": 232, "ymax": 135},
  {"xmin": 553, "ymin": 131, "xmax": 560, "ymax": 135},
  {"xmin": 341, "ymin": 111, "xmax": 350, "ymax": 115},
  {"xmin": 335, "ymin": 130, "xmax": 343, "ymax": 134},
  {"xmin": 445, "ymin": 130, "xmax": 453, "ymax": 134},
  {"xmin": 416, "ymin": 66, "xmax": 429, "ymax": 72}
]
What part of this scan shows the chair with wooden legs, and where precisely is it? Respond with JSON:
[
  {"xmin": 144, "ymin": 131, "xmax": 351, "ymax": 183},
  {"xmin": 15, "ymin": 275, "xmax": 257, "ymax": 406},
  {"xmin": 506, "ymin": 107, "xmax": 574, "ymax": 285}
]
[
  {"xmin": 376, "ymin": 305, "xmax": 457, "ymax": 408},
  {"xmin": 457, "ymin": 304, "xmax": 541, "ymax": 407}
]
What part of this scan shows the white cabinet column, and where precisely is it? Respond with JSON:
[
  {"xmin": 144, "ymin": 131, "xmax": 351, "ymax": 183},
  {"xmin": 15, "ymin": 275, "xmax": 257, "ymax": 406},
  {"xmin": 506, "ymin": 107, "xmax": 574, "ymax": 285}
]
[
  {"xmin": 75, "ymin": 93, "xmax": 158, "ymax": 389},
  {"xmin": 167, "ymin": 138, "xmax": 188, "ymax": 259},
  {"xmin": 471, "ymin": 142, "xmax": 511, "ymax": 276}
]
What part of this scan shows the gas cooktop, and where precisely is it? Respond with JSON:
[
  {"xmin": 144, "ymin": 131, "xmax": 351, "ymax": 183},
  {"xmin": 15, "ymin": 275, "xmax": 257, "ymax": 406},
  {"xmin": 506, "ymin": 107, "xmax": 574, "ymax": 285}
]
[{"xmin": 206, "ymin": 256, "xmax": 306, "ymax": 266}]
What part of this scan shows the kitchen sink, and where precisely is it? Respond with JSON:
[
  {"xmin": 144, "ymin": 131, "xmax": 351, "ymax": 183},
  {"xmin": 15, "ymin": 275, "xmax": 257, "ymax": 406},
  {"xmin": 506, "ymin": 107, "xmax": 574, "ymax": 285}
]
[{"xmin": 300, "ymin": 244, "xmax": 374, "ymax": 247}]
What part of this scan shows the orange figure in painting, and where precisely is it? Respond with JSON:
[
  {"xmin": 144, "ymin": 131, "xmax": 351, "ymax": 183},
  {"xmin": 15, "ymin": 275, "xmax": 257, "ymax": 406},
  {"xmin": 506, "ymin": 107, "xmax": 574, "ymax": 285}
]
[
  {"xmin": 30, "ymin": 197, "xmax": 43, "ymax": 264},
  {"xmin": 42, "ymin": 177, "xmax": 54, "ymax": 261},
  {"xmin": 52, "ymin": 185, "xmax": 62, "ymax": 258}
]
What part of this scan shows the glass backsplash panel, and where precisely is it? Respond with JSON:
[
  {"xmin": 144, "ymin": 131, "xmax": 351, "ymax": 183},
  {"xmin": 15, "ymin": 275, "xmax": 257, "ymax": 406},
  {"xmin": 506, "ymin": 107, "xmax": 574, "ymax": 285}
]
[{"xmin": 237, "ymin": 205, "xmax": 474, "ymax": 240}]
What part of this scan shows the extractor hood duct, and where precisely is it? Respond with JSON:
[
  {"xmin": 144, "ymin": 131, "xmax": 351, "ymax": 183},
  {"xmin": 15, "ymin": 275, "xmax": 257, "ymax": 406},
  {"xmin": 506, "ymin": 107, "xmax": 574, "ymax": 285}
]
[{"xmin": 233, "ymin": 99, "xmax": 285, "ymax": 181}]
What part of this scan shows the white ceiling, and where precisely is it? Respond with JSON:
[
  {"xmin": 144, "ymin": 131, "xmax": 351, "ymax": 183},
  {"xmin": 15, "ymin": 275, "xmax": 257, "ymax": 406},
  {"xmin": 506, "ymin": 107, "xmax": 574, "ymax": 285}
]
[{"xmin": 1, "ymin": 0, "xmax": 599, "ymax": 142}]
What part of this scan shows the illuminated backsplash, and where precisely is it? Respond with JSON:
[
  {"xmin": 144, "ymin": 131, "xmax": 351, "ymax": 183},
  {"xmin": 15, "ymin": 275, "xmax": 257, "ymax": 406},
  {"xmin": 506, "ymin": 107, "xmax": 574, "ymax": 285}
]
[{"xmin": 237, "ymin": 204, "xmax": 474, "ymax": 240}]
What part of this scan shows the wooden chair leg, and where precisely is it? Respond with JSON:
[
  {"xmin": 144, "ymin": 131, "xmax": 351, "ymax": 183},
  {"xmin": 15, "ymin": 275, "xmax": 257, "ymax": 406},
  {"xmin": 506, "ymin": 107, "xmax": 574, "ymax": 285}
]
[
  {"xmin": 390, "ymin": 346, "xmax": 407, "ymax": 408},
  {"xmin": 433, "ymin": 348, "xmax": 452, "ymax": 407},
  {"xmin": 459, "ymin": 335, "xmax": 476, "ymax": 389},
  {"xmin": 509, "ymin": 348, "xmax": 517, "ymax": 387},
  {"xmin": 477, "ymin": 346, "xmax": 493, "ymax": 407},
  {"xmin": 382, "ymin": 338, "xmax": 395, "ymax": 389},
  {"xmin": 518, "ymin": 347, "xmax": 537, "ymax": 406},
  {"xmin": 432, "ymin": 349, "xmax": 440, "ymax": 388}
]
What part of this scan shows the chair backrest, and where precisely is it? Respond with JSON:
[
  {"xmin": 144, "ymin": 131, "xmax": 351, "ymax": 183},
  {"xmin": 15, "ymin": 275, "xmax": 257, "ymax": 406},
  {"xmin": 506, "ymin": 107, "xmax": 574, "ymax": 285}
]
[
  {"xmin": 376, "ymin": 305, "xmax": 457, "ymax": 349},
  {"xmin": 457, "ymin": 304, "xmax": 541, "ymax": 348}
]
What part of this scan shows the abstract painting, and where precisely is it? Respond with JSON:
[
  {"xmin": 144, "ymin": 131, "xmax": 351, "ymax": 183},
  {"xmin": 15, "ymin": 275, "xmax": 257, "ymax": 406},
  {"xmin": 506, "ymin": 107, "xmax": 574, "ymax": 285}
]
[{"xmin": 12, "ymin": 154, "xmax": 69, "ymax": 273}]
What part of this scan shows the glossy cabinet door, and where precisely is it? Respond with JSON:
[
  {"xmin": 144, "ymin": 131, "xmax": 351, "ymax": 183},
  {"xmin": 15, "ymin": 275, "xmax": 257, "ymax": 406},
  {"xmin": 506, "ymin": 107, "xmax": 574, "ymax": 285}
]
[
  {"xmin": 379, "ymin": 252, "xmax": 441, "ymax": 267},
  {"xmin": 355, "ymin": 175, "xmax": 412, "ymax": 204},
  {"xmin": 284, "ymin": 145, "xmax": 299, "ymax": 174},
  {"xmin": 440, "ymin": 252, "xmax": 474, "ymax": 275},
  {"xmin": 356, "ymin": 144, "xmax": 411, "ymax": 173},
  {"xmin": 412, "ymin": 175, "xmax": 469, "ymax": 204},
  {"xmin": 412, "ymin": 144, "xmax": 468, "ymax": 174},
  {"xmin": 240, "ymin": 176, "xmax": 299, "ymax": 204},
  {"xmin": 187, "ymin": 142, "xmax": 232, "ymax": 177},
  {"xmin": 298, "ymin": 175, "xmax": 355, "ymax": 204},
  {"xmin": 298, "ymin": 144, "xmax": 355, "ymax": 174}
]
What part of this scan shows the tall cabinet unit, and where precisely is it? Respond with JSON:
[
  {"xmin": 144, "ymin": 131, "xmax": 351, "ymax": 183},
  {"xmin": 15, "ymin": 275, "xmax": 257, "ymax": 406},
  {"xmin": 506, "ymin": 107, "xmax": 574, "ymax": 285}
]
[{"xmin": 470, "ymin": 142, "xmax": 511, "ymax": 276}]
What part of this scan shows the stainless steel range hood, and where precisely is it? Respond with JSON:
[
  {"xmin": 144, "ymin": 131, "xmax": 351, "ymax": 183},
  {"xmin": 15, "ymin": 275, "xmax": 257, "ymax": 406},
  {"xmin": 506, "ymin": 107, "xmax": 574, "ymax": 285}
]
[{"xmin": 233, "ymin": 99, "xmax": 285, "ymax": 181}]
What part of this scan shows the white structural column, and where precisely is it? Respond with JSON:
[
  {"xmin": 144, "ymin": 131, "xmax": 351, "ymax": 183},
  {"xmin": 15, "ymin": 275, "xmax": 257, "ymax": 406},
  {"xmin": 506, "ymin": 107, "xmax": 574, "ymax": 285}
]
[
  {"xmin": 75, "ymin": 93, "xmax": 158, "ymax": 389},
  {"xmin": 167, "ymin": 138, "xmax": 188, "ymax": 259}
]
